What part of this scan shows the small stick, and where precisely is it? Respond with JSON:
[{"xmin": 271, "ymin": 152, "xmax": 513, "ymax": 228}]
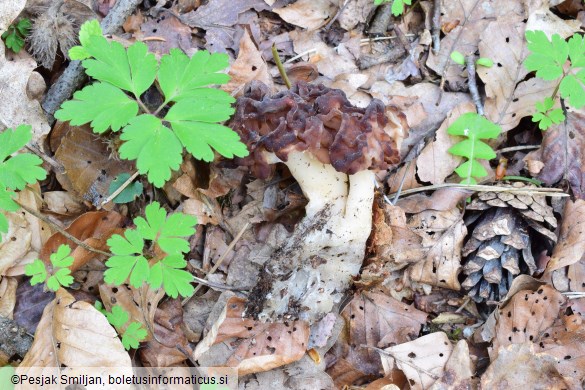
[
  {"xmin": 496, "ymin": 145, "xmax": 540, "ymax": 154},
  {"xmin": 192, "ymin": 276, "xmax": 250, "ymax": 293},
  {"xmin": 25, "ymin": 144, "xmax": 65, "ymax": 173},
  {"xmin": 16, "ymin": 200, "xmax": 113, "ymax": 257},
  {"xmin": 432, "ymin": 0, "xmax": 441, "ymax": 53},
  {"xmin": 391, "ymin": 161, "xmax": 411, "ymax": 205},
  {"xmin": 272, "ymin": 43, "xmax": 292, "ymax": 89},
  {"xmin": 388, "ymin": 183, "xmax": 569, "ymax": 198},
  {"xmin": 182, "ymin": 222, "xmax": 251, "ymax": 306},
  {"xmin": 465, "ymin": 54, "xmax": 484, "ymax": 115},
  {"xmin": 98, "ymin": 171, "xmax": 139, "ymax": 209}
]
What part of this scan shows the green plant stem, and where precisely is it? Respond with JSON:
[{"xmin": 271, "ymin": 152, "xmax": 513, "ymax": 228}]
[
  {"xmin": 15, "ymin": 200, "xmax": 113, "ymax": 257},
  {"xmin": 135, "ymin": 97, "xmax": 151, "ymax": 115},
  {"xmin": 272, "ymin": 43, "xmax": 291, "ymax": 89}
]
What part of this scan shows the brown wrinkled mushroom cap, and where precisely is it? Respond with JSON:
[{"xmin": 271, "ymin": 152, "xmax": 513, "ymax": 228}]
[{"xmin": 230, "ymin": 81, "xmax": 404, "ymax": 179}]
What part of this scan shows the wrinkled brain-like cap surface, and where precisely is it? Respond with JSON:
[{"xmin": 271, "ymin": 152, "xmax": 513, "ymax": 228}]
[{"xmin": 230, "ymin": 81, "xmax": 404, "ymax": 179}]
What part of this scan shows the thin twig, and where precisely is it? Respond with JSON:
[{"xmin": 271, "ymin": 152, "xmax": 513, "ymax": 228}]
[
  {"xmin": 388, "ymin": 183, "xmax": 569, "ymax": 198},
  {"xmin": 432, "ymin": 0, "xmax": 441, "ymax": 53},
  {"xmin": 391, "ymin": 161, "xmax": 411, "ymax": 205},
  {"xmin": 192, "ymin": 276, "xmax": 250, "ymax": 293},
  {"xmin": 496, "ymin": 145, "xmax": 540, "ymax": 154},
  {"xmin": 25, "ymin": 144, "xmax": 65, "ymax": 174},
  {"xmin": 272, "ymin": 43, "xmax": 291, "ymax": 89},
  {"xmin": 182, "ymin": 222, "xmax": 251, "ymax": 306},
  {"xmin": 98, "ymin": 171, "xmax": 140, "ymax": 209},
  {"xmin": 16, "ymin": 201, "xmax": 113, "ymax": 257},
  {"xmin": 465, "ymin": 54, "xmax": 484, "ymax": 115}
]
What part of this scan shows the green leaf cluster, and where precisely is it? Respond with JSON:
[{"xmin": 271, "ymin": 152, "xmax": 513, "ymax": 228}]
[
  {"xmin": 25, "ymin": 244, "xmax": 74, "ymax": 291},
  {"xmin": 55, "ymin": 20, "xmax": 249, "ymax": 188},
  {"xmin": 104, "ymin": 202, "xmax": 197, "ymax": 298},
  {"xmin": 525, "ymin": 31, "xmax": 585, "ymax": 129},
  {"xmin": 1, "ymin": 18, "xmax": 31, "ymax": 53},
  {"xmin": 95, "ymin": 302, "xmax": 148, "ymax": 350},
  {"xmin": 0, "ymin": 125, "xmax": 47, "ymax": 236},
  {"xmin": 532, "ymin": 97, "xmax": 565, "ymax": 130},
  {"xmin": 373, "ymin": 0, "xmax": 412, "ymax": 16},
  {"xmin": 447, "ymin": 113, "xmax": 502, "ymax": 184}
]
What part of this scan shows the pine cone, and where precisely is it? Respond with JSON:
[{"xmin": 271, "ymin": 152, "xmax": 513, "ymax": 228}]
[{"xmin": 461, "ymin": 185, "xmax": 557, "ymax": 303}]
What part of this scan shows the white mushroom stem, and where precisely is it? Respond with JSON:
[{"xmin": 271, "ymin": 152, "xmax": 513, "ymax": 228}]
[{"xmin": 258, "ymin": 150, "xmax": 377, "ymax": 322}]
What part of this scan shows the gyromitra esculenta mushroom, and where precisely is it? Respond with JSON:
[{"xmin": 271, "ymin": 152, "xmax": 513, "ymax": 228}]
[{"xmin": 231, "ymin": 81, "xmax": 405, "ymax": 322}]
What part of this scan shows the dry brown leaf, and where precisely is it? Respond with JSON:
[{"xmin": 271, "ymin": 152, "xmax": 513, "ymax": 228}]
[
  {"xmin": 381, "ymin": 332, "xmax": 453, "ymax": 390},
  {"xmin": 481, "ymin": 343, "xmax": 572, "ymax": 390},
  {"xmin": 426, "ymin": 0, "xmax": 524, "ymax": 89},
  {"xmin": 367, "ymin": 202, "xmax": 425, "ymax": 270},
  {"xmin": 99, "ymin": 284, "xmax": 164, "ymax": 343},
  {"xmin": 53, "ymin": 123, "xmax": 135, "ymax": 208},
  {"xmin": 223, "ymin": 29, "xmax": 272, "ymax": 96},
  {"xmin": 491, "ymin": 285, "xmax": 565, "ymax": 358},
  {"xmin": 139, "ymin": 298, "xmax": 192, "ymax": 367},
  {"xmin": 546, "ymin": 200, "xmax": 585, "ymax": 272},
  {"xmin": 40, "ymin": 210, "xmax": 124, "ymax": 272},
  {"xmin": 289, "ymin": 30, "xmax": 359, "ymax": 80},
  {"xmin": 337, "ymin": 0, "xmax": 375, "ymax": 30},
  {"xmin": 525, "ymin": 0, "xmax": 582, "ymax": 37},
  {"xmin": 273, "ymin": 0, "xmax": 337, "ymax": 30},
  {"xmin": 537, "ymin": 313, "xmax": 585, "ymax": 386},
  {"xmin": 429, "ymin": 340, "xmax": 474, "ymax": 390},
  {"xmin": 193, "ymin": 296, "xmax": 309, "ymax": 375},
  {"xmin": 416, "ymin": 103, "xmax": 475, "ymax": 184},
  {"xmin": 0, "ymin": 276, "xmax": 17, "ymax": 318},
  {"xmin": 140, "ymin": 14, "xmax": 192, "ymax": 55},
  {"xmin": 43, "ymin": 191, "xmax": 86, "ymax": 216},
  {"xmin": 17, "ymin": 288, "xmax": 130, "ymax": 369},
  {"xmin": 0, "ymin": 43, "xmax": 50, "ymax": 145},
  {"xmin": 537, "ymin": 112, "xmax": 585, "ymax": 199},
  {"xmin": 408, "ymin": 211, "xmax": 466, "ymax": 290},
  {"xmin": 328, "ymin": 290, "xmax": 427, "ymax": 386}
]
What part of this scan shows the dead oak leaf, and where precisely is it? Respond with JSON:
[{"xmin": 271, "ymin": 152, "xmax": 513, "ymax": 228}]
[
  {"xmin": 538, "ymin": 112, "xmax": 585, "ymax": 200},
  {"xmin": 193, "ymin": 296, "xmax": 309, "ymax": 375}
]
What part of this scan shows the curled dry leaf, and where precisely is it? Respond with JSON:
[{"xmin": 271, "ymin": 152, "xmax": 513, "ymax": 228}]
[
  {"xmin": 380, "ymin": 332, "xmax": 453, "ymax": 390},
  {"xmin": 328, "ymin": 290, "xmax": 427, "ymax": 387},
  {"xmin": 0, "ymin": 276, "xmax": 17, "ymax": 318},
  {"xmin": 223, "ymin": 29, "xmax": 273, "ymax": 97},
  {"xmin": 40, "ymin": 210, "xmax": 124, "ymax": 273},
  {"xmin": 481, "ymin": 343, "xmax": 572, "ymax": 390},
  {"xmin": 0, "ymin": 44, "xmax": 50, "ymax": 146},
  {"xmin": 17, "ymin": 288, "xmax": 130, "ymax": 371},
  {"xmin": 193, "ymin": 296, "xmax": 310, "ymax": 376},
  {"xmin": 53, "ymin": 123, "xmax": 136, "ymax": 208},
  {"xmin": 546, "ymin": 199, "xmax": 585, "ymax": 272},
  {"xmin": 538, "ymin": 112, "xmax": 585, "ymax": 200},
  {"xmin": 139, "ymin": 298, "xmax": 192, "ymax": 367}
]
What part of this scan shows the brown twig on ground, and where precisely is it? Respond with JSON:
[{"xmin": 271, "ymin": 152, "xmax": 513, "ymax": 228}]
[
  {"xmin": 388, "ymin": 183, "xmax": 569, "ymax": 198},
  {"xmin": 16, "ymin": 200, "xmax": 112, "ymax": 257},
  {"xmin": 0, "ymin": 316, "xmax": 33, "ymax": 363},
  {"xmin": 369, "ymin": 3, "xmax": 393, "ymax": 36},
  {"xmin": 465, "ymin": 54, "xmax": 484, "ymax": 115},
  {"xmin": 432, "ymin": 0, "xmax": 441, "ymax": 53},
  {"xmin": 98, "ymin": 171, "xmax": 139, "ymax": 209},
  {"xmin": 42, "ymin": 0, "xmax": 143, "ymax": 121},
  {"xmin": 25, "ymin": 144, "xmax": 65, "ymax": 174},
  {"xmin": 359, "ymin": 3, "xmax": 406, "ymax": 69}
]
